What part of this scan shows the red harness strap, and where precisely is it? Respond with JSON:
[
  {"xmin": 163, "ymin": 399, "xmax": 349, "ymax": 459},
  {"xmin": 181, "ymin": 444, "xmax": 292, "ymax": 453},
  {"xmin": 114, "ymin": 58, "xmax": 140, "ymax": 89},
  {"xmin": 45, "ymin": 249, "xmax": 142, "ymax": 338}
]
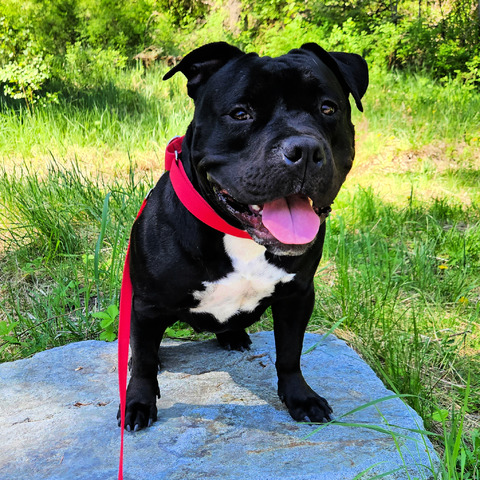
[
  {"xmin": 165, "ymin": 136, "xmax": 251, "ymax": 239},
  {"xmin": 117, "ymin": 137, "xmax": 251, "ymax": 479}
]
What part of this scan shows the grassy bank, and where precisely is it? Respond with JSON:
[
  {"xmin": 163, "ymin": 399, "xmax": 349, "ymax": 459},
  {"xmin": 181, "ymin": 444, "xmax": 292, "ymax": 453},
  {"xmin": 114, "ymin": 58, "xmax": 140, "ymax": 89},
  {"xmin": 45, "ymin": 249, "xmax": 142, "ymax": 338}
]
[{"xmin": 0, "ymin": 62, "xmax": 479, "ymax": 477}]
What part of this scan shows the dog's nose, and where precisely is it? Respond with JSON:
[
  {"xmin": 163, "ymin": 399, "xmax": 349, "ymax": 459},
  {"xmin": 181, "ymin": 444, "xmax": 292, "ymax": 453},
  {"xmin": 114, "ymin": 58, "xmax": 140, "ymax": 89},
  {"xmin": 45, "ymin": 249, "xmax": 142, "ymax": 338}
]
[{"xmin": 282, "ymin": 137, "xmax": 324, "ymax": 166}]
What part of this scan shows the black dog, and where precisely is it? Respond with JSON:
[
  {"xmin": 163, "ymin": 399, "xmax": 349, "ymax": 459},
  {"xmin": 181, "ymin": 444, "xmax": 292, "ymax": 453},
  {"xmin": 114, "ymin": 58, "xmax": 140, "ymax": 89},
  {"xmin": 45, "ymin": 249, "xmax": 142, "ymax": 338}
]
[{"xmin": 119, "ymin": 42, "xmax": 368, "ymax": 431}]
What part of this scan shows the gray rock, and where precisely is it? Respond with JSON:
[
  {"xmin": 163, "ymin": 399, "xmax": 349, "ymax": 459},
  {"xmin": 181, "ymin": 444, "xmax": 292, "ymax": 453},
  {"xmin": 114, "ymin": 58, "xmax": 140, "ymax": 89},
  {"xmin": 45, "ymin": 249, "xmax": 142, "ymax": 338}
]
[{"xmin": 0, "ymin": 332, "xmax": 440, "ymax": 480}]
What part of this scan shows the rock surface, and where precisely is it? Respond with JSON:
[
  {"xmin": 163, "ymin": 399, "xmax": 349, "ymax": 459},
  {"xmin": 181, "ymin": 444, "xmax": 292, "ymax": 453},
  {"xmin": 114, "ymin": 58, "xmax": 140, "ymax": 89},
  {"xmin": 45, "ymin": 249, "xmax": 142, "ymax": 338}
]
[{"xmin": 0, "ymin": 332, "xmax": 439, "ymax": 480}]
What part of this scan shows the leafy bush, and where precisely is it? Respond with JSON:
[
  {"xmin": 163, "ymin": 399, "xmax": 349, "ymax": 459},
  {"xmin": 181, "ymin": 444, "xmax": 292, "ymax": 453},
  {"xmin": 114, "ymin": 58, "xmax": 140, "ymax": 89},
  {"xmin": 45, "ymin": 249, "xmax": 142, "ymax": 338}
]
[
  {"xmin": 0, "ymin": 56, "xmax": 53, "ymax": 109},
  {"xmin": 146, "ymin": 11, "xmax": 181, "ymax": 56},
  {"xmin": 1, "ymin": 0, "xmax": 480, "ymax": 100},
  {"xmin": 178, "ymin": 7, "xmax": 240, "ymax": 52},
  {"xmin": 59, "ymin": 43, "xmax": 128, "ymax": 89},
  {"xmin": 158, "ymin": 0, "xmax": 210, "ymax": 26},
  {"xmin": 0, "ymin": 13, "xmax": 55, "ymax": 107},
  {"xmin": 391, "ymin": 18, "xmax": 478, "ymax": 78},
  {"xmin": 75, "ymin": 0, "xmax": 154, "ymax": 53}
]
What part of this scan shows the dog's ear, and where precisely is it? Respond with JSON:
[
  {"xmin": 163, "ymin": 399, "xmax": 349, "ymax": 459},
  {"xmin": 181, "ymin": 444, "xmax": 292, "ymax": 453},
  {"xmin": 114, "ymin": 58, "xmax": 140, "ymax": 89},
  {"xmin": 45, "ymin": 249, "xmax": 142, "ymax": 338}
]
[
  {"xmin": 300, "ymin": 43, "xmax": 369, "ymax": 112},
  {"xmin": 163, "ymin": 42, "xmax": 245, "ymax": 100}
]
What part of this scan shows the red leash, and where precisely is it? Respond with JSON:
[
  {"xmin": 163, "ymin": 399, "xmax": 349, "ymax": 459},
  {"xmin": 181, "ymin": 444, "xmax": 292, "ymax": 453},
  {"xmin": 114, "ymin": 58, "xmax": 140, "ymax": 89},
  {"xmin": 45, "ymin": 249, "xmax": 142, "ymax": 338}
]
[
  {"xmin": 117, "ymin": 195, "xmax": 148, "ymax": 480},
  {"xmin": 117, "ymin": 137, "xmax": 251, "ymax": 479}
]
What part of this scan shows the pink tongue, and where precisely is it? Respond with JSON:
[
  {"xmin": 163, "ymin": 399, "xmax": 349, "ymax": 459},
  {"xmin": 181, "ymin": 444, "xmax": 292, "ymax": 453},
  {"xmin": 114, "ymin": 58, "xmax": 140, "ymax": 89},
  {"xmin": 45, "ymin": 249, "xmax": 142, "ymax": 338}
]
[{"xmin": 262, "ymin": 196, "xmax": 320, "ymax": 244}]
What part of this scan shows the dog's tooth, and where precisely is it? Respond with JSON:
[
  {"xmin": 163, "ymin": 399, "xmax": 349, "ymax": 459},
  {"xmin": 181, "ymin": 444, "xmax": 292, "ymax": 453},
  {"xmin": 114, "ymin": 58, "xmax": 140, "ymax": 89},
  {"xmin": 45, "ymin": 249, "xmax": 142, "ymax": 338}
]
[{"xmin": 250, "ymin": 204, "xmax": 262, "ymax": 213}]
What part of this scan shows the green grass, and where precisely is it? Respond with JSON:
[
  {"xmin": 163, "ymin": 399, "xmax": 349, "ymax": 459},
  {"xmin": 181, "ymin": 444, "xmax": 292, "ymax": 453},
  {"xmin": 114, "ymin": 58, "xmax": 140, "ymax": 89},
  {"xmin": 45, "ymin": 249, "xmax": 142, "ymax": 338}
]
[
  {"xmin": 0, "ymin": 65, "xmax": 191, "ymax": 163},
  {"xmin": 360, "ymin": 71, "xmax": 480, "ymax": 147},
  {"xmin": 0, "ymin": 64, "xmax": 479, "ymax": 477},
  {"xmin": 0, "ymin": 157, "xmax": 149, "ymax": 355}
]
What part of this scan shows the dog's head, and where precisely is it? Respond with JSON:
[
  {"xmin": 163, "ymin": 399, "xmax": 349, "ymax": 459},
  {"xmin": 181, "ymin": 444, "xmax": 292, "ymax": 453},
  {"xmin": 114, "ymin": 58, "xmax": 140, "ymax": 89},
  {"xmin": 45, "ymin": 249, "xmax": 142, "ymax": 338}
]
[{"xmin": 164, "ymin": 42, "xmax": 368, "ymax": 255}]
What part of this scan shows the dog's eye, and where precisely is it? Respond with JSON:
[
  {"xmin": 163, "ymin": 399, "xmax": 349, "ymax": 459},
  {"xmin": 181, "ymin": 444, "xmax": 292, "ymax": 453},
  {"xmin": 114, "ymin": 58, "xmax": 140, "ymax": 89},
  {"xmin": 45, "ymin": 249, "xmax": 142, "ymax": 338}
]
[
  {"xmin": 321, "ymin": 103, "xmax": 337, "ymax": 116},
  {"xmin": 230, "ymin": 109, "xmax": 251, "ymax": 121}
]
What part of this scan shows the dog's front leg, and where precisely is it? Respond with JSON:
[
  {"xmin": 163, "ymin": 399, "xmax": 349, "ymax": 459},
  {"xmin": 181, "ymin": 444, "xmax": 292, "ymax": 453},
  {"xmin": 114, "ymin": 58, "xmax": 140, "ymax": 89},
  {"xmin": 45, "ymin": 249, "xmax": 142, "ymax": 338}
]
[
  {"xmin": 272, "ymin": 285, "xmax": 333, "ymax": 423},
  {"xmin": 118, "ymin": 297, "xmax": 171, "ymax": 431}
]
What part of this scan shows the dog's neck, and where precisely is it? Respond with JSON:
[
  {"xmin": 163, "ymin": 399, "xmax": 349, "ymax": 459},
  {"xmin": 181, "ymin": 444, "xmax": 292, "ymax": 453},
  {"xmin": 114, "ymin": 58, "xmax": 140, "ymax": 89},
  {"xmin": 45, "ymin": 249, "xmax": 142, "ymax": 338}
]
[{"xmin": 165, "ymin": 136, "xmax": 252, "ymax": 240}]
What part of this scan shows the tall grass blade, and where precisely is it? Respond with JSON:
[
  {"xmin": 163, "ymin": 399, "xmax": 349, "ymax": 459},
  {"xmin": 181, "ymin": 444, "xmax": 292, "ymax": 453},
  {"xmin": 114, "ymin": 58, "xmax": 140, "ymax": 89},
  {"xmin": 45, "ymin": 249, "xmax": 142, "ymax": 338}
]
[{"xmin": 94, "ymin": 192, "xmax": 111, "ymax": 297}]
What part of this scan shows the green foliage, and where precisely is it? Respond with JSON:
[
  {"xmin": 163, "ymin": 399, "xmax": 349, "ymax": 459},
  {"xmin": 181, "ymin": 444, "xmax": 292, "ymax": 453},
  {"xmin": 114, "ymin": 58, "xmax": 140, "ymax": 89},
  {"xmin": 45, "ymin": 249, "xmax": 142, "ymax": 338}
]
[
  {"xmin": 0, "ymin": 0, "xmax": 155, "ymax": 57},
  {"xmin": 436, "ymin": 377, "xmax": 480, "ymax": 478},
  {"xmin": 29, "ymin": 0, "xmax": 79, "ymax": 55},
  {"xmin": 146, "ymin": 11, "xmax": 180, "ymax": 55},
  {"xmin": 389, "ymin": 16, "xmax": 479, "ymax": 78},
  {"xmin": 92, "ymin": 304, "xmax": 119, "ymax": 341},
  {"xmin": 0, "ymin": 13, "xmax": 55, "ymax": 108},
  {"xmin": 1, "ymin": 0, "xmax": 479, "ymax": 98},
  {"xmin": 177, "ymin": 7, "xmax": 239, "ymax": 51},
  {"xmin": 0, "ymin": 56, "xmax": 54, "ymax": 110},
  {"xmin": 59, "ymin": 43, "xmax": 128, "ymax": 89},
  {"xmin": 0, "ymin": 0, "xmax": 157, "ymax": 103},
  {"xmin": 241, "ymin": 0, "xmax": 301, "ymax": 29},
  {"xmin": 0, "ymin": 156, "xmax": 149, "ymax": 359},
  {"xmin": 165, "ymin": 322, "xmax": 195, "ymax": 339},
  {"xmin": 158, "ymin": 0, "xmax": 210, "ymax": 26},
  {"xmin": 0, "ymin": 320, "xmax": 20, "ymax": 350},
  {"xmin": 75, "ymin": 0, "xmax": 154, "ymax": 52},
  {"xmin": 311, "ymin": 186, "xmax": 480, "ymax": 431}
]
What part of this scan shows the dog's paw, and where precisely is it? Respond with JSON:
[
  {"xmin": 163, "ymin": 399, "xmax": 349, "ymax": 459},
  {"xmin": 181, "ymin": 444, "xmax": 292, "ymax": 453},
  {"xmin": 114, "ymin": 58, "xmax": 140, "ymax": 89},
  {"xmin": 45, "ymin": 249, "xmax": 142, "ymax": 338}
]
[
  {"xmin": 117, "ymin": 401, "xmax": 157, "ymax": 432},
  {"xmin": 216, "ymin": 330, "xmax": 252, "ymax": 351},
  {"xmin": 278, "ymin": 375, "xmax": 332, "ymax": 423},
  {"xmin": 117, "ymin": 377, "xmax": 160, "ymax": 431}
]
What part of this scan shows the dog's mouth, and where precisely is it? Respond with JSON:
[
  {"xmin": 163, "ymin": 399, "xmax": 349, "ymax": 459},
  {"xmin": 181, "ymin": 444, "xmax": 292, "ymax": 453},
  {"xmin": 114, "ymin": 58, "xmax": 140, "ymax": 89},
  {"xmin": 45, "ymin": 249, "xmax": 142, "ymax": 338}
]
[{"xmin": 211, "ymin": 184, "xmax": 331, "ymax": 251}]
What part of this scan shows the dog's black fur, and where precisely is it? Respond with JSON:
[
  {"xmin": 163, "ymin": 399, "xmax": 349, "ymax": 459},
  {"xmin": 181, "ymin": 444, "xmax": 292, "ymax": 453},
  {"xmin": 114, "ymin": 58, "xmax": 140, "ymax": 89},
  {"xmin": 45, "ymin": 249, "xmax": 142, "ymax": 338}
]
[{"xmin": 119, "ymin": 42, "xmax": 368, "ymax": 431}]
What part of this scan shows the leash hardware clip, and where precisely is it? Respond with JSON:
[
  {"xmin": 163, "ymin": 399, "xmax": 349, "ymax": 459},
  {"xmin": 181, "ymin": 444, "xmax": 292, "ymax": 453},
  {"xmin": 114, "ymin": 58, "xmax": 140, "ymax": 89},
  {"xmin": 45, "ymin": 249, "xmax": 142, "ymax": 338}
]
[{"xmin": 145, "ymin": 188, "xmax": 154, "ymax": 200}]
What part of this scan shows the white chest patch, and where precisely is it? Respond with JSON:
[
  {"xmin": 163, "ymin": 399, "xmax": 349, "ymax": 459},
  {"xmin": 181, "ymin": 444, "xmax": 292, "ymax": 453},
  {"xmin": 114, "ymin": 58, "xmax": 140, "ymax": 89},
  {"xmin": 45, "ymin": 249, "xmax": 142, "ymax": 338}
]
[{"xmin": 190, "ymin": 235, "xmax": 295, "ymax": 323}]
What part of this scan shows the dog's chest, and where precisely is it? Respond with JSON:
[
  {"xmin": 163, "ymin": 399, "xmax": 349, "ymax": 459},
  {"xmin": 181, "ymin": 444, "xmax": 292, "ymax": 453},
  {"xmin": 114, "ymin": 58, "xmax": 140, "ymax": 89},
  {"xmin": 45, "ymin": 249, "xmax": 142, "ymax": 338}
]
[{"xmin": 190, "ymin": 235, "xmax": 295, "ymax": 323}]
